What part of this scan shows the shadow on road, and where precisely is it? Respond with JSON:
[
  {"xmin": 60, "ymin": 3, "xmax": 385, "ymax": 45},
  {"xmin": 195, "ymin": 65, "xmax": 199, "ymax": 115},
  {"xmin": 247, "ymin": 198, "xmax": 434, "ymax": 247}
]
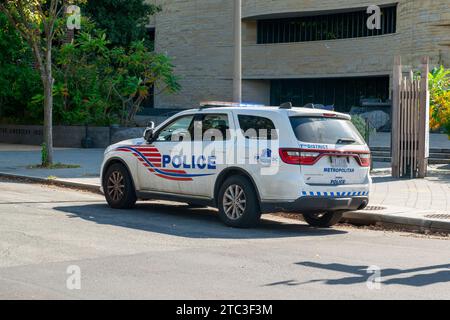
[
  {"xmin": 265, "ymin": 261, "xmax": 450, "ymax": 287},
  {"xmin": 54, "ymin": 201, "xmax": 347, "ymax": 240}
]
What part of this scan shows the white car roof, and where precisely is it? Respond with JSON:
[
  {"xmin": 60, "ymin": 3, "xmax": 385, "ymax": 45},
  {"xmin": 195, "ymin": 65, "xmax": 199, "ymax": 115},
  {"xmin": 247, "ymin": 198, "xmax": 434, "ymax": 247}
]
[{"xmin": 176, "ymin": 105, "xmax": 351, "ymax": 120}]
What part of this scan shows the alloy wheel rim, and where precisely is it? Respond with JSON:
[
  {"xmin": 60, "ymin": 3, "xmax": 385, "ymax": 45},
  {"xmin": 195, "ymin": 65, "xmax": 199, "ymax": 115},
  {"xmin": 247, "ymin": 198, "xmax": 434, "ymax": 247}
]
[
  {"xmin": 223, "ymin": 184, "xmax": 246, "ymax": 220},
  {"xmin": 107, "ymin": 171, "xmax": 125, "ymax": 201}
]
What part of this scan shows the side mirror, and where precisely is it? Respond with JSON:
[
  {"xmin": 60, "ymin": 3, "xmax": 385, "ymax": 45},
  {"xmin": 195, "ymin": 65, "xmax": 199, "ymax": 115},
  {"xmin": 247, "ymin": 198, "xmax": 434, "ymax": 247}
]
[{"xmin": 143, "ymin": 121, "xmax": 155, "ymax": 142}]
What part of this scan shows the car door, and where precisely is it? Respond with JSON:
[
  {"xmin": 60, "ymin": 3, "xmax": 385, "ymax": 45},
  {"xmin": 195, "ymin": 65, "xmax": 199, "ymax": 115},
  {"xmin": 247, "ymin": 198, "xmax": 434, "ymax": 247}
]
[
  {"xmin": 139, "ymin": 114, "xmax": 195, "ymax": 194},
  {"xmin": 235, "ymin": 114, "xmax": 280, "ymax": 198},
  {"xmin": 176, "ymin": 112, "xmax": 233, "ymax": 198}
]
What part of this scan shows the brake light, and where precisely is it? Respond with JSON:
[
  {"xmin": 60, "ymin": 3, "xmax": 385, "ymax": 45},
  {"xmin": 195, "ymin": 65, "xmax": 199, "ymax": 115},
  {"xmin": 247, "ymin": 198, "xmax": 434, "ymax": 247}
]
[
  {"xmin": 279, "ymin": 149, "xmax": 320, "ymax": 165},
  {"xmin": 358, "ymin": 153, "xmax": 371, "ymax": 167},
  {"xmin": 280, "ymin": 148, "xmax": 371, "ymax": 167}
]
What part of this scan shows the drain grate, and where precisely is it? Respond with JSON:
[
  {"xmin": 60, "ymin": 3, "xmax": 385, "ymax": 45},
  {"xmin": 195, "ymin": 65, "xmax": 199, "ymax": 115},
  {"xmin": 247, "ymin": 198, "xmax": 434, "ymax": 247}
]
[
  {"xmin": 425, "ymin": 214, "xmax": 450, "ymax": 220},
  {"xmin": 364, "ymin": 206, "xmax": 387, "ymax": 211}
]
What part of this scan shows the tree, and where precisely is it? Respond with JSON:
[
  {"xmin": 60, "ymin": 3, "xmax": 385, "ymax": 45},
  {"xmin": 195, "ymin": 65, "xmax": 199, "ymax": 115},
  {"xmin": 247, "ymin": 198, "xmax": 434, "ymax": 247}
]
[
  {"xmin": 0, "ymin": 0, "xmax": 84, "ymax": 166},
  {"xmin": 50, "ymin": 28, "xmax": 179, "ymax": 126},
  {"xmin": 82, "ymin": 0, "xmax": 160, "ymax": 47}
]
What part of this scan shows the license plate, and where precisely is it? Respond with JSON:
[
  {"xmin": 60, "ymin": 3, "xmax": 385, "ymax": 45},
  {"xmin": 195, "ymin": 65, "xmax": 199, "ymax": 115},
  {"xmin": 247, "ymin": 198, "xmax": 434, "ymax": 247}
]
[{"xmin": 331, "ymin": 157, "xmax": 348, "ymax": 168}]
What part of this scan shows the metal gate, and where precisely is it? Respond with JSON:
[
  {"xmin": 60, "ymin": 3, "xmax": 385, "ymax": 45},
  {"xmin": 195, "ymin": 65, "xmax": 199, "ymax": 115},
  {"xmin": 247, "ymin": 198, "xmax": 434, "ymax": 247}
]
[{"xmin": 391, "ymin": 56, "xmax": 430, "ymax": 178}]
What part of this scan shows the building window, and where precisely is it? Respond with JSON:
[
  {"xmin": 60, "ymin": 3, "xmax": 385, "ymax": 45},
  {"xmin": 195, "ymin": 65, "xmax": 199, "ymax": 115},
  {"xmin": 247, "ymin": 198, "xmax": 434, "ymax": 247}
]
[
  {"xmin": 270, "ymin": 76, "xmax": 390, "ymax": 113},
  {"xmin": 257, "ymin": 5, "xmax": 397, "ymax": 44}
]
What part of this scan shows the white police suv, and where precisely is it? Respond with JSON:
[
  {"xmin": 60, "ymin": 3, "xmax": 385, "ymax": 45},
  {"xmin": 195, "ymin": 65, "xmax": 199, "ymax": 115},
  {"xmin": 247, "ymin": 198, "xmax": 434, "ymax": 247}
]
[{"xmin": 100, "ymin": 102, "xmax": 371, "ymax": 228}]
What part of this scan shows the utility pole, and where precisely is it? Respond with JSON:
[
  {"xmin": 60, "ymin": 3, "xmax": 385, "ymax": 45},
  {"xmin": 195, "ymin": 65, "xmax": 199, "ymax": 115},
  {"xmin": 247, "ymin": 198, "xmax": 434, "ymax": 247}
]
[{"xmin": 233, "ymin": 0, "xmax": 242, "ymax": 103}]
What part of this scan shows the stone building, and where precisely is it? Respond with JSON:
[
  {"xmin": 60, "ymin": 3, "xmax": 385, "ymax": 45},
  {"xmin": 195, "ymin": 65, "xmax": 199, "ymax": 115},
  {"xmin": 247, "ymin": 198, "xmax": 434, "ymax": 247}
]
[{"xmin": 147, "ymin": 0, "xmax": 450, "ymax": 113}]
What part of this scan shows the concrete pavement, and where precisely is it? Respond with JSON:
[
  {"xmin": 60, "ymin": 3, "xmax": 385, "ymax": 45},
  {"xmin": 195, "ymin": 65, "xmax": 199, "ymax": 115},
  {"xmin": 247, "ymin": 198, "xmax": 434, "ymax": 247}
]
[
  {"xmin": 0, "ymin": 143, "xmax": 449, "ymax": 233},
  {"xmin": 0, "ymin": 180, "xmax": 449, "ymax": 299}
]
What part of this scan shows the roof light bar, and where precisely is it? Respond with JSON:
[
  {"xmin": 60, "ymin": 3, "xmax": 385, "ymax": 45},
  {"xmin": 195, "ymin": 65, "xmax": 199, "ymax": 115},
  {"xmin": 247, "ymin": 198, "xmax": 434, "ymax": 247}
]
[{"xmin": 199, "ymin": 101, "xmax": 265, "ymax": 109}]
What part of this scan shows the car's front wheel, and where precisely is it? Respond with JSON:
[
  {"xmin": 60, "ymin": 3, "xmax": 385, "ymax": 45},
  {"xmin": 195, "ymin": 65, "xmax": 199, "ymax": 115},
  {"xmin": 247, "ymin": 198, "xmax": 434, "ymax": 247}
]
[
  {"xmin": 103, "ymin": 163, "xmax": 137, "ymax": 209},
  {"xmin": 303, "ymin": 211, "xmax": 343, "ymax": 228},
  {"xmin": 217, "ymin": 176, "xmax": 261, "ymax": 228}
]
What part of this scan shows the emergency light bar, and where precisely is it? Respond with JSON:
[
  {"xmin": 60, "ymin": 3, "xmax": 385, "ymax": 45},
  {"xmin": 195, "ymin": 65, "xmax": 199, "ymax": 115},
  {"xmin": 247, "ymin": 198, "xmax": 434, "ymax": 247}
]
[{"xmin": 199, "ymin": 101, "xmax": 265, "ymax": 109}]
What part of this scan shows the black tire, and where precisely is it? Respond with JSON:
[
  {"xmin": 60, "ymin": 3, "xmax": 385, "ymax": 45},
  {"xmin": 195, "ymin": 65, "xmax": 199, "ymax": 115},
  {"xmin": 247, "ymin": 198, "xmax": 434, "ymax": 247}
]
[
  {"xmin": 103, "ymin": 163, "xmax": 137, "ymax": 209},
  {"xmin": 303, "ymin": 211, "xmax": 343, "ymax": 228},
  {"xmin": 217, "ymin": 175, "xmax": 261, "ymax": 228}
]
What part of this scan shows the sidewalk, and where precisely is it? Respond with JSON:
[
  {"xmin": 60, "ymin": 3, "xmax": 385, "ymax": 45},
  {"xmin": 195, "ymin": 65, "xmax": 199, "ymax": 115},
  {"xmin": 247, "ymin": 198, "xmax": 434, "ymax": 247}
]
[
  {"xmin": 0, "ymin": 143, "xmax": 102, "ymax": 188},
  {"xmin": 0, "ymin": 143, "xmax": 449, "ymax": 233}
]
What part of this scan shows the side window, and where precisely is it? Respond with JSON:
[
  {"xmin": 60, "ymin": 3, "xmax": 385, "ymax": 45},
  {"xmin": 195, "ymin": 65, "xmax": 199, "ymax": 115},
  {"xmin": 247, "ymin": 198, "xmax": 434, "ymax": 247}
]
[
  {"xmin": 155, "ymin": 115, "xmax": 194, "ymax": 142},
  {"xmin": 238, "ymin": 115, "xmax": 278, "ymax": 140},
  {"xmin": 193, "ymin": 114, "xmax": 230, "ymax": 141}
]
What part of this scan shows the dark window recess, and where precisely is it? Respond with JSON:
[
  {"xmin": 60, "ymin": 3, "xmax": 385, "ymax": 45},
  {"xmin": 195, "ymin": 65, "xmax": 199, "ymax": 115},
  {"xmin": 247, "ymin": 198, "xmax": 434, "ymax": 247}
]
[
  {"xmin": 270, "ymin": 76, "xmax": 390, "ymax": 113},
  {"xmin": 195, "ymin": 114, "xmax": 230, "ymax": 141},
  {"xmin": 238, "ymin": 115, "xmax": 278, "ymax": 140},
  {"xmin": 257, "ymin": 5, "xmax": 397, "ymax": 44}
]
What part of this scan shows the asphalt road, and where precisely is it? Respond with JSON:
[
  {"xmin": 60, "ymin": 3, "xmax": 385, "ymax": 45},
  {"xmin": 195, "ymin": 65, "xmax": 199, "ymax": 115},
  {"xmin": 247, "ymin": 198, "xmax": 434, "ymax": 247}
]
[{"xmin": 0, "ymin": 179, "xmax": 449, "ymax": 300}]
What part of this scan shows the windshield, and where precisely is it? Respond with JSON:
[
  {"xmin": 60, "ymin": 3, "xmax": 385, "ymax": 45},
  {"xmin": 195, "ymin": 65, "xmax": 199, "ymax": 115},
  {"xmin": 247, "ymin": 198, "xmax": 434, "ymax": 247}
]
[{"xmin": 290, "ymin": 117, "xmax": 365, "ymax": 145}]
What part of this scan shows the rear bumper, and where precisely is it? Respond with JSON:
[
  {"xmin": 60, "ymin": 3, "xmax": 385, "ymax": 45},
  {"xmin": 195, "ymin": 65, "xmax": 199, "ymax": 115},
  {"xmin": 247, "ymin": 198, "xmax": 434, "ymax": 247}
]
[{"xmin": 261, "ymin": 196, "xmax": 369, "ymax": 213}]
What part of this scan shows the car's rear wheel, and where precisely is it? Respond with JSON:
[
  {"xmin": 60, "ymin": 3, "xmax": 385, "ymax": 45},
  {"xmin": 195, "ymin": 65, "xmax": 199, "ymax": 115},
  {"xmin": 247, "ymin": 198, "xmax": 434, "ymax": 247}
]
[
  {"xmin": 218, "ymin": 176, "xmax": 261, "ymax": 228},
  {"xmin": 303, "ymin": 211, "xmax": 343, "ymax": 228},
  {"xmin": 103, "ymin": 163, "xmax": 137, "ymax": 209}
]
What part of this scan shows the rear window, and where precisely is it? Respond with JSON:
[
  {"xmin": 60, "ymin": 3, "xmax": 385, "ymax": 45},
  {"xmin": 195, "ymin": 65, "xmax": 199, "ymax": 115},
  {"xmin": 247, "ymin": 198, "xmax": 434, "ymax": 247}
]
[{"xmin": 290, "ymin": 117, "xmax": 365, "ymax": 145}]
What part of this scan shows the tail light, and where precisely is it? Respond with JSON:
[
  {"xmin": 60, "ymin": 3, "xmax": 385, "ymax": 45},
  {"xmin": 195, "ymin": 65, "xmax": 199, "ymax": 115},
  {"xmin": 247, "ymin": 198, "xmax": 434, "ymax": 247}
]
[
  {"xmin": 279, "ymin": 149, "xmax": 320, "ymax": 165},
  {"xmin": 279, "ymin": 148, "xmax": 371, "ymax": 167},
  {"xmin": 358, "ymin": 153, "xmax": 371, "ymax": 167}
]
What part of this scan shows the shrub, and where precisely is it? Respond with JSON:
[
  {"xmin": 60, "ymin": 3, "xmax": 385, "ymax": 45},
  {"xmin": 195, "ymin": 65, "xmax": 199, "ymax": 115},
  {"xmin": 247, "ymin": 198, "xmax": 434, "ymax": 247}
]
[
  {"xmin": 351, "ymin": 114, "xmax": 374, "ymax": 142},
  {"xmin": 430, "ymin": 91, "xmax": 450, "ymax": 138},
  {"xmin": 429, "ymin": 66, "xmax": 450, "ymax": 137}
]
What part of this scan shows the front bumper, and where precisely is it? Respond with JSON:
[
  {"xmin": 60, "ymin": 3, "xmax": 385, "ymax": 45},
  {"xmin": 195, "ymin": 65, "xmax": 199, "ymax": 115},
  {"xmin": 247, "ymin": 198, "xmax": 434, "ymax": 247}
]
[{"xmin": 261, "ymin": 196, "xmax": 369, "ymax": 214}]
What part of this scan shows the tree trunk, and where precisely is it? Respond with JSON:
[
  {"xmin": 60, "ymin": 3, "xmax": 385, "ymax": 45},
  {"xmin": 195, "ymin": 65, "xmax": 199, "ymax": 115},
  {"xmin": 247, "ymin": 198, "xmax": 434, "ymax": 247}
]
[{"xmin": 42, "ymin": 49, "xmax": 54, "ymax": 166}]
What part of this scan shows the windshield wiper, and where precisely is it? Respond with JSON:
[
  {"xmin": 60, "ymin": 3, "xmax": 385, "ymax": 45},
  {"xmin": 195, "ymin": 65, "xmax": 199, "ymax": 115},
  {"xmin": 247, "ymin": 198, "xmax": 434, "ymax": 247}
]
[{"xmin": 336, "ymin": 138, "xmax": 357, "ymax": 144}]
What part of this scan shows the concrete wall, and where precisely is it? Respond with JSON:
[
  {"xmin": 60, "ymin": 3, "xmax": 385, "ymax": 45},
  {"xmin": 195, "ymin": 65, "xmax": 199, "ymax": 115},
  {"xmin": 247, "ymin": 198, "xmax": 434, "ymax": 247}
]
[
  {"xmin": 0, "ymin": 125, "xmax": 147, "ymax": 148},
  {"xmin": 151, "ymin": 0, "xmax": 450, "ymax": 108}
]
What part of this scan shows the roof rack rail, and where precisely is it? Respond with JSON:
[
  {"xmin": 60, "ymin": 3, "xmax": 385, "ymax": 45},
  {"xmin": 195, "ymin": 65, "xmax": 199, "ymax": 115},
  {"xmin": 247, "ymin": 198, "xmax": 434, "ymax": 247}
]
[
  {"xmin": 279, "ymin": 102, "xmax": 293, "ymax": 109},
  {"xmin": 303, "ymin": 103, "xmax": 315, "ymax": 109},
  {"xmin": 199, "ymin": 101, "xmax": 264, "ymax": 109}
]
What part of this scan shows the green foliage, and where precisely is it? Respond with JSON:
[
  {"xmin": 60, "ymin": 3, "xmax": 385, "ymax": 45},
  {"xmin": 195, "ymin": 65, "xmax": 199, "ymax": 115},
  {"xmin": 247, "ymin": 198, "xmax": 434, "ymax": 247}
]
[
  {"xmin": 0, "ymin": 12, "xmax": 41, "ymax": 122},
  {"xmin": 351, "ymin": 114, "xmax": 373, "ymax": 142},
  {"xmin": 29, "ymin": 28, "xmax": 180, "ymax": 126},
  {"xmin": 0, "ymin": 5, "xmax": 179, "ymax": 127},
  {"xmin": 82, "ymin": 0, "xmax": 160, "ymax": 47},
  {"xmin": 429, "ymin": 66, "xmax": 450, "ymax": 136},
  {"xmin": 429, "ymin": 65, "xmax": 450, "ymax": 98}
]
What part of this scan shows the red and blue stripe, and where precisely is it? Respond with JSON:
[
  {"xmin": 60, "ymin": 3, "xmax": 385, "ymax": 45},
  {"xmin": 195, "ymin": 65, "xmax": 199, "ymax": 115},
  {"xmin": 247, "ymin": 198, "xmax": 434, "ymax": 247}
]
[{"xmin": 115, "ymin": 146, "xmax": 214, "ymax": 182}]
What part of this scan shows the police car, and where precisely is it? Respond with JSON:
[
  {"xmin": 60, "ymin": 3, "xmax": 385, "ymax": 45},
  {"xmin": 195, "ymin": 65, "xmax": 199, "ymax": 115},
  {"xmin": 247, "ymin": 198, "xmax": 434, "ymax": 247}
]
[{"xmin": 100, "ymin": 102, "xmax": 371, "ymax": 228}]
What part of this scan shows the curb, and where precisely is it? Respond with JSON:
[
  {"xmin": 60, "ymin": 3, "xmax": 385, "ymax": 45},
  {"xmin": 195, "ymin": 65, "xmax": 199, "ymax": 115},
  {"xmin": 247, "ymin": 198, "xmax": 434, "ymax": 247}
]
[
  {"xmin": 0, "ymin": 172, "xmax": 102, "ymax": 194},
  {"xmin": 343, "ymin": 211, "xmax": 450, "ymax": 234}
]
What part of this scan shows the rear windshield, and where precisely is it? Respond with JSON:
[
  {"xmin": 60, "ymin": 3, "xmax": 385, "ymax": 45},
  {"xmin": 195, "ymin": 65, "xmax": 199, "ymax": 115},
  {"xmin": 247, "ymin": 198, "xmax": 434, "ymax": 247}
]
[{"xmin": 290, "ymin": 117, "xmax": 365, "ymax": 145}]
